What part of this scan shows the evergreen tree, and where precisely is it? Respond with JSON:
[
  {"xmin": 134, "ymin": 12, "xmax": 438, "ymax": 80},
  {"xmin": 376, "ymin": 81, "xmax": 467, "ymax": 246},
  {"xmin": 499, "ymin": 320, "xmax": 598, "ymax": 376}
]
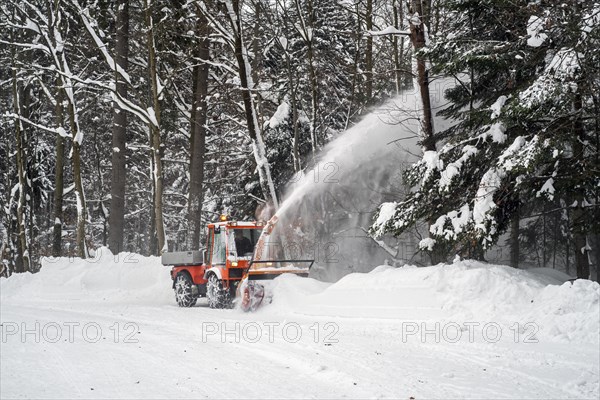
[{"xmin": 371, "ymin": 0, "xmax": 600, "ymax": 277}]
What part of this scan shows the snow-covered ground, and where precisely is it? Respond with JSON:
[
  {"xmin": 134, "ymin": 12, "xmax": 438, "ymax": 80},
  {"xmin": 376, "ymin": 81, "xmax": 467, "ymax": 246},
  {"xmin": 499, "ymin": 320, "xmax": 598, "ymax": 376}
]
[{"xmin": 1, "ymin": 249, "xmax": 599, "ymax": 399}]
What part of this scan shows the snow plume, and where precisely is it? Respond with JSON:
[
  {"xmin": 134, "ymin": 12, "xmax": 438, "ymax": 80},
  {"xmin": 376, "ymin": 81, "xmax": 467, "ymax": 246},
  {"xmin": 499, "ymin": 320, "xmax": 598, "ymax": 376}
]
[
  {"xmin": 260, "ymin": 95, "xmax": 423, "ymax": 280},
  {"xmin": 260, "ymin": 78, "xmax": 455, "ymax": 279}
]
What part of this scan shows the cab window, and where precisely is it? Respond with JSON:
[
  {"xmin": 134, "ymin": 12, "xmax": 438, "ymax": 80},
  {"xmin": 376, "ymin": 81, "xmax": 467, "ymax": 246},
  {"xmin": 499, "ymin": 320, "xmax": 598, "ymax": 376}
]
[
  {"xmin": 205, "ymin": 229, "xmax": 213, "ymax": 264},
  {"xmin": 231, "ymin": 228, "xmax": 263, "ymax": 258},
  {"xmin": 212, "ymin": 229, "xmax": 226, "ymax": 265}
]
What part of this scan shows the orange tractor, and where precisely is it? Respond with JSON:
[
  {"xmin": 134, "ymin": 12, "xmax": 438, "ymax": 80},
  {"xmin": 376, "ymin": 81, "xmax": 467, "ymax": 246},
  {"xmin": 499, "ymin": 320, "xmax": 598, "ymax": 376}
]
[{"xmin": 162, "ymin": 215, "xmax": 313, "ymax": 310}]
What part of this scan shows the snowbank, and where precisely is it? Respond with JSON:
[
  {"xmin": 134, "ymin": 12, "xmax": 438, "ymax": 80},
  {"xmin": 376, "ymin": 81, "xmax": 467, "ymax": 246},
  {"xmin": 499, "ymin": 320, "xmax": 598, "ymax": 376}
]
[
  {"xmin": 2, "ymin": 254, "xmax": 597, "ymax": 344},
  {"xmin": 0, "ymin": 247, "xmax": 173, "ymax": 305},
  {"xmin": 269, "ymin": 260, "xmax": 599, "ymax": 344}
]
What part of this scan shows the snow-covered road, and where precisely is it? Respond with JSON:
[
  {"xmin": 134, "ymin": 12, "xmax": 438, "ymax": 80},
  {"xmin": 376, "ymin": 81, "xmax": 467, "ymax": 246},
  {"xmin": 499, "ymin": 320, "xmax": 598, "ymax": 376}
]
[{"xmin": 1, "ymin": 253, "xmax": 599, "ymax": 399}]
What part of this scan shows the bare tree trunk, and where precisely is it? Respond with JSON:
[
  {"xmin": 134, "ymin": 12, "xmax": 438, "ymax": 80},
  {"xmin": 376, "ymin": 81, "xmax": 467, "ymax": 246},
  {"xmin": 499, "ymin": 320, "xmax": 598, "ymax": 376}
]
[
  {"xmin": 572, "ymin": 206, "xmax": 589, "ymax": 279},
  {"xmin": 552, "ymin": 210, "xmax": 558, "ymax": 269},
  {"xmin": 23, "ymin": 88, "xmax": 36, "ymax": 268},
  {"xmin": 510, "ymin": 208, "xmax": 519, "ymax": 268},
  {"xmin": 282, "ymin": 44, "xmax": 301, "ymax": 172},
  {"xmin": 52, "ymin": 82, "xmax": 65, "ymax": 257},
  {"xmin": 306, "ymin": 0, "xmax": 318, "ymax": 153},
  {"xmin": 2, "ymin": 113, "xmax": 14, "ymax": 275},
  {"xmin": 344, "ymin": 2, "xmax": 361, "ymax": 128},
  {"xmin": 572, "ymin": 93, "xmax": 590, "ymax": 279},
  {"xmin": 148, "ymin": 178, "xmax": 157, "ymax": 255},
  {"xmin": 188, "ymin": 11, "xmax": 209, "ymax": 250},
  {"xmin": 59, "ymin": 63, "xmax": 88, "ymax": 259},
  {"xmin": 365, "ymin": 0, "xmax": 373, "ymax": 101},
  {"xmin": 226, "ymin": 0, "xmax": 279, "ymax": 209},
  {"xmin": 251, "ymin": 1, "xmax": 263, "ymax": 127},
  {"xmin": 274, "ymin": 1, "xmax": 301, "ymax": 171},
  {"xmin": 392, "ymin": 0, "xmax": 403, "ymax": 94},
  {"xmin": 593, "ymin": 92, "xmax": 600, "ymax": 282},
  {"xmin": 93, "ymin": 126, "xmax": 107, "ymax": 247},
  {"xmin": 566, "ymin": 236, "xmax": 570, "ymax": 276},
  {"xmin": 144, "ymin": 0, "xmax": 166, "ymax": 254},
  {"xmin": 542, "ymin": 204, "xmax": 547, "ymax": 267},
  {"xmin": 594, "ymin": 234, "xmax": 600, "ymax": 283},
  {"xmin": 294, "ymin": 0, "xmax": 318, "ymax": 155},
  {"xmin": 288, "ymin": 62, "xmax": 301, "ymax": 173},
  {"xmin": 11, "ymin": 56, "xmax": 29, "ymax": 273},
  {"xmin": 108, "ymin": 0, "xmax": 129, "ymax": 255},
  {"xmin": 409, "ymin": 0, "xmax": 440, "ymax": 264},
  {"xmin": 46, "ymin": 3, "xmax": 87, "ymax": 259},
  {"xmin": 409, "ymin": 0, "xmax": 434, "ymax": 151},
  {"xmin": 251, "ymin": 2, "xmax": 261, "ymax": 84},
  {"xmin": 66, "ymin": 100, "xmax": 88, "ymax": 259},
  {"xmin": 421, "ymin": 0, "xmax": 432, "ymax": 30}
]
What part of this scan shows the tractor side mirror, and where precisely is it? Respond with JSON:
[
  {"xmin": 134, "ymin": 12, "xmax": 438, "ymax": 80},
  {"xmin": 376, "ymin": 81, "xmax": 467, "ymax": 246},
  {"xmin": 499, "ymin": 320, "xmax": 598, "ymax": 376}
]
[{"xmin": 202, "ymin": 250, "xmax": 207, "ymax": 264}]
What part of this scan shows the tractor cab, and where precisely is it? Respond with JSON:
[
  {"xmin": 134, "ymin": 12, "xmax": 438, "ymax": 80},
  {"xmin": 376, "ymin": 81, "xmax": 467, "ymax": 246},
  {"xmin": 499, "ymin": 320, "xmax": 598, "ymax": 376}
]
[{"xmin": 204, "ymin": 217, "xmax": 265, "ymax": 281}]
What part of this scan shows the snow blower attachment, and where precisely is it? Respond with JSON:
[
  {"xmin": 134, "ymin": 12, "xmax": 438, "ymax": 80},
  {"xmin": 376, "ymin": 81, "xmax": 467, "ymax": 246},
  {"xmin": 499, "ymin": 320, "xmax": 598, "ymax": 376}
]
[
  {"xmin": 238, "ymin": 259, "xmax": 314, "ymax": 312},
  {"xmin": 237, "ymin": 215, "xmax": 314, "ymax": 311},
  {"xmin": 161, "ymin": 214, "xmax": 313, "ymax": 310}
]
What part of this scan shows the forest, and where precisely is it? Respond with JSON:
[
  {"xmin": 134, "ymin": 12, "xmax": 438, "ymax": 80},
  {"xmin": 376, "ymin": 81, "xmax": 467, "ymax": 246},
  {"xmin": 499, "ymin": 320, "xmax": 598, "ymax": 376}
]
[{"xmin": 1, "ymin": 0, "xmax": 599, "ymax": 280}]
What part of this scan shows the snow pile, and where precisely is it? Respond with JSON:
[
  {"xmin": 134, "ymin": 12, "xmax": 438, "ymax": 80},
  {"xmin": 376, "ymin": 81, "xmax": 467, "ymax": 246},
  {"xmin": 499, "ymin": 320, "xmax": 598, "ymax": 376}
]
[
  {"xmin": 269, "ymin": 260, "xmax": 599, "ymax": 344},
  {"xmin": 2, "ymin": 254, "xmax": 597, "ymax": 345},
  {"xmin": 257, "ymin": 273, "xmax": 330, "ymax": 312},
  {"xmin": 522, "ymin": 278, "xmax": 600, "ymax": 343},
  {"xmin": 0, "ymin": 247, "xmax": 173, "ymax": 305}
]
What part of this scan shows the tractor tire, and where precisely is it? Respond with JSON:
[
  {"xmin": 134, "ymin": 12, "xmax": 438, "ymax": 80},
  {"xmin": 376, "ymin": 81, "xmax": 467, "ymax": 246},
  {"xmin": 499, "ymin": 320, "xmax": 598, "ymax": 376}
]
[
  {"xmin": 206, "ymin": 273, "xmax": 232, "ymax": 309},
  {"xmin": 174, "ymin": 272, "xmax": 198, "ymax": 307}
]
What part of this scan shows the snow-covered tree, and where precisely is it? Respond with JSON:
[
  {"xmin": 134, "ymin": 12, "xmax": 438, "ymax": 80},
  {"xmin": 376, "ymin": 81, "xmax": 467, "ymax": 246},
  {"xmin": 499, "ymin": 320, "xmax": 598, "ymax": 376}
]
[{"xmin": 371, "ymin": 0, "xmax": 600, "ymax": 278}]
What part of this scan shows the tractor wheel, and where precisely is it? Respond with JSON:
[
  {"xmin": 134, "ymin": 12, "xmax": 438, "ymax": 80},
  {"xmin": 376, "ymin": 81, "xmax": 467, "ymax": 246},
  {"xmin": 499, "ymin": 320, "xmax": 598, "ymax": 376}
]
[
  {"xmin": 206, "ymin": 273, "xmax": 232, "ymax": 309},
  {"xmin": 174, "ymin": 272, "xmax": 198, "ymax": 307}
]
